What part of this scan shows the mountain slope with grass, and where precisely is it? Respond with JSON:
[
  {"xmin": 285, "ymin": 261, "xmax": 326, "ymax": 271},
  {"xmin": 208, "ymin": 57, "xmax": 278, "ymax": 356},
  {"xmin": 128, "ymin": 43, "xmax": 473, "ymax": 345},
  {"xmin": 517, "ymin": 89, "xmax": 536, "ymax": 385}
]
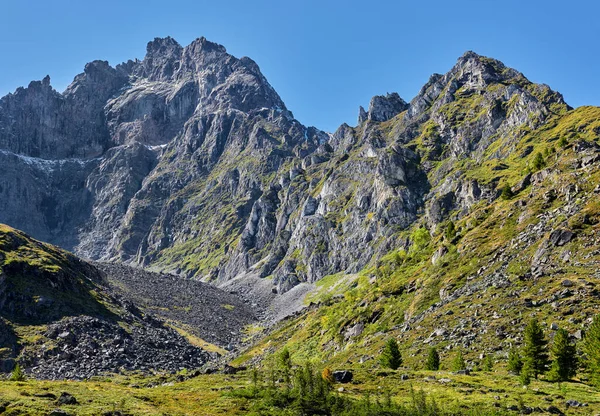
[
  {"xmin": 234, "ymin": 104, "xmax": 600, "ymax": 373},
  {"xmin": 0, "ymin": 224, "xmax": 256, "ymax": 380}
]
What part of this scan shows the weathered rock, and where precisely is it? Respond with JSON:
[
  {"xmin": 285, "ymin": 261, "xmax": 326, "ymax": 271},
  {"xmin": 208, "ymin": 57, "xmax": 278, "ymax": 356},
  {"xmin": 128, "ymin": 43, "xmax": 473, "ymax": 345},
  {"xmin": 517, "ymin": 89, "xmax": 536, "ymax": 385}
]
[
  {"xmin": 549, "ymin": 229, "xmax": 575, "ymax": 247},
  {"xmin": 332, "ymin": 370, "xmax": 353, "ymax": 383},
  {"xmin": 365, "ymin": 93, "xmax": 408, "ymax": 122},
  {"xmin": 56, "ymin": 393, "xmax": 77, "ymax": 405}
]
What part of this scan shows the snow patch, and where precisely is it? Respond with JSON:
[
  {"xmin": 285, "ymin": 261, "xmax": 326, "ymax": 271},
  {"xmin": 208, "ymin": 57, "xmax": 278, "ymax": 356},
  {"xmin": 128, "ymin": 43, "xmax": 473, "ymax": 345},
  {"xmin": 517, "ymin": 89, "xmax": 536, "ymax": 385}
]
[{"xmin": 0, "ymin": 149, "xmax": 100, "ymax": 173}]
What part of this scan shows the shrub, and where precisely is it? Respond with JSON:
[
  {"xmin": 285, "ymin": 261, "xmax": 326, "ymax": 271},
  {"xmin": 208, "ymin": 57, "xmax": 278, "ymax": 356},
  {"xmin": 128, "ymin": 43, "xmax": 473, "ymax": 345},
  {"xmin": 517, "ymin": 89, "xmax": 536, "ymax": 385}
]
[
  {"xmin": 321, "ymin": 367, "xmax": 334, "ymax": 383},
  {"xmin": 557, "ymin": 136, "xmax": 568, "ymax": 148},
  {"xmin": 445, "ymin": 221, "xmax": 457, "ymax": 242},
  {"xmin": 501, "ymin": 184, "xmax": 514, "ymax": 200},
  {"xmin": 531, "ymin": 152, "xmax": 546, "ymax": 171},
  {"xmin": 10, "ymin": 363, "xmax": 25, "ymax": 382}
]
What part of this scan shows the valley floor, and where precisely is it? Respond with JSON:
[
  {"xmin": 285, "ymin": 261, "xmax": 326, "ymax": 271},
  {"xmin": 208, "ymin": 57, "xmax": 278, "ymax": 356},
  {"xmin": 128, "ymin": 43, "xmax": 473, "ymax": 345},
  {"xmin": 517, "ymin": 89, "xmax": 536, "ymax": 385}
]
[{"xmin": 0, "ymin": 369, "xmax": 597, "ymax": 415}]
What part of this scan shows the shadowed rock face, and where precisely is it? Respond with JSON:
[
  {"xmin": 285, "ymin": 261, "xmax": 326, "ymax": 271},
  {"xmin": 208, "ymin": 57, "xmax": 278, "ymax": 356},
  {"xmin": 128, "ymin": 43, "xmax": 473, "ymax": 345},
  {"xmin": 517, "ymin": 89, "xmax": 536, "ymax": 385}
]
[{"xmin": 0, "ymin": 40, "xmax": 569, "ymax": 293}]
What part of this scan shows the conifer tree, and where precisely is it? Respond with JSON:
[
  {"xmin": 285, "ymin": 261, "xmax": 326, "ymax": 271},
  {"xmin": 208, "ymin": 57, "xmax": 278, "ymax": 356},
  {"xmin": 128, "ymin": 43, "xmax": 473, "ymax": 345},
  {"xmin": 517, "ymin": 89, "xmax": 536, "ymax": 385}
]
[
  {"xmin": 482, "ymin": 354, "xmax": 494, "ymax": 372},
  {"xmin": 582, "ymin": 314, "xmax": 600, "ymax": 387},
  {"xmin": 445, "ymin": 221, "xmax": 456, "ymax": 242},
  {"xmin": 452, "ymin": 349, "xmax": 466, "ymax": 371},
  {"xmin": 501, "ymin": 184, "xmax": 514, "ymax": 200},
  {"xmin": 380, "ymin": 338, "xmax": 402, "ymax": 370},
  {"xmin": 508, "ymin": 348, "xmax": 523, "ymax": 374},
  {"xmin": 9, "ymin": 363, "xmax": 25, "ymax": 382},
  {"xmin": 521, "ymin": 319, "xmax": 549, "ymax": 379},
  {"xmin": 548, "ymin": 328, "xmax": 577, "ymax": 381},
  {"xmin": 278, "ymin": 347, "xmax": 293, "ymax": 387},
  {"xmin": 425, "ymin": 347, "xmax": 440, "ymax": 371}
]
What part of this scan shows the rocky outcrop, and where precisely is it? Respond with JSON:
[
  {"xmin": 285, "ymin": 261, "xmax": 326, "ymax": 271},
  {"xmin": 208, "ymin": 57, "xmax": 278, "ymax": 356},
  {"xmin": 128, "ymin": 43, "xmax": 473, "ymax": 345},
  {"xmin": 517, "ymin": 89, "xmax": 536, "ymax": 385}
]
[{"xmin": 0, "ymin": 224, "xmax": 255, "ymax": 379}]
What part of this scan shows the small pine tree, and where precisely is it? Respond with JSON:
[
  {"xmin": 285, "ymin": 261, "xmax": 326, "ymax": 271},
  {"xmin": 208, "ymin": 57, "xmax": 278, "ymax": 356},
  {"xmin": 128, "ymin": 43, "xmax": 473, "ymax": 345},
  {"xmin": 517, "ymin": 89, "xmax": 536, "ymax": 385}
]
[
  {"xmin": 531, "ymin": 152, "xmax": 546, "ymax": 171},
  {"xmin": 582, "ymin": 314, "xmax": 600, "ymax": 387},
  {"xmin": 445, "ymin": 221, "xmax": 456, "ymax": 242},
  {"xmin": 501, "ymin": 184, "xmax": 514, "ymax": 200},
  {"xmin": 520, "ymin": 365, "xmax": 532, "ymax": 386},
  {"xmin": 251, "ymin": 366, "xmax": 260, "ymax": 397},
  {"xmin": 452, "ymin": 349, "xmax": 466, "ymax": 371},
  {"xmin": 278, "ymin": 347, "xmax": 293, "ymax": 386},
  {"xmin": 508, "ymin": 348, "xmax": 523, "ymax": 374},
  {"xmin": 557, "ymin": 136, "xmax": 568, "ymax": 148},
  {"xmin": 425, "ymin": 347, "xmax": 440, "ymax": 371},
  {"xmin": 482, "ymin": 354, "xmax": 494, "ymax": 372},
  {"xmin": 521, "ymin": 319, "xmax": 549, "ymax": 379},
  {"xmin": 548, "ymin": 328, "xmax": 577, "ymax": 382},
  {"xmin": 9, "ymin": 363, "xmax": 25, "ymax": 382},
  {"xmin": 380, "ymin": 338, "xmax": 402, "ymax": 370}
]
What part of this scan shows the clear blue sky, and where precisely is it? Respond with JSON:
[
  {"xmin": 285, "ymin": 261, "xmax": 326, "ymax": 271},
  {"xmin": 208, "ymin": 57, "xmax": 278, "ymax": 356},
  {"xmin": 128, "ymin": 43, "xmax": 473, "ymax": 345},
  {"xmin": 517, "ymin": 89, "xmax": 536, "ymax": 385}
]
[{"xmin": 1, "ymin": 0, "xmax": 598, "ymax": 132}]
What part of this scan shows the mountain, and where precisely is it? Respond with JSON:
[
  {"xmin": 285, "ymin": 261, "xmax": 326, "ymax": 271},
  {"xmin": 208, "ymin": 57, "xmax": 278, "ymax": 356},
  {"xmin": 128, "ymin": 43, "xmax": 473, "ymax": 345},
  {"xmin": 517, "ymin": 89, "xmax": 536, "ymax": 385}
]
[
  {"xmin": 2, "ymin": 36, "xmax": 600, "ymax": 414},
  {"xmin": 0, "ymin": 37, "xmax": 578, "ymax": 301}
]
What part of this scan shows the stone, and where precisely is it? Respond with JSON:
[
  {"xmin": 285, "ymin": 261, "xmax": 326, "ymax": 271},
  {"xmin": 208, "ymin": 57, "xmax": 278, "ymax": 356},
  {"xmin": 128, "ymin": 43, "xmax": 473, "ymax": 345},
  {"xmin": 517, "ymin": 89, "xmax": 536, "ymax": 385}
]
[
  {"xmin": 57, "ymin": 393, "xmax": 78, "ymax": 405},
  {"xmin": 546, "ymin": 406, "xmax": 564, "ymax": 415},
  {"xmin": 549, "ymin": 229, "xmax": 575, "ymax": 247},
  {"xmin": 565, "ymin": 400, "xmax": 585, "ymax": 408},
  {"xmin": 48, "ymin": 410, "xmax": 71, "ymax": 416},
  {"xmin": 332, "ymin": 370, "xmax": 353, "ymax": 384}
]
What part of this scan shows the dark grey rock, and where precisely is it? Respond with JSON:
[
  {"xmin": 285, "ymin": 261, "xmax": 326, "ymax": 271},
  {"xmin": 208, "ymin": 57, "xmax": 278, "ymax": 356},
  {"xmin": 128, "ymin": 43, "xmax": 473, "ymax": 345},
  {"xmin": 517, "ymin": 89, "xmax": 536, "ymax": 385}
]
[
  {"xmin": 57, "ymin": 393, "xmax": 77, "ymax": 405},
  {"xmin": 332, "ymin": 370, "xmax": 353, "ymax": 383},
  {"xmin": 549, "ymin": 229, "xmax": 575, "ymax": 247}
]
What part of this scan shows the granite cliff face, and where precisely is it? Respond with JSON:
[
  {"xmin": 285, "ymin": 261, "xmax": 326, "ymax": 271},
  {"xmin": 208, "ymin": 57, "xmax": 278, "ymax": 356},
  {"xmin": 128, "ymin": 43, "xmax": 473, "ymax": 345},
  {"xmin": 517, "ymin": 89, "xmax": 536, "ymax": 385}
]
[{"xmin": 0, "ymin": 38, "xmax": 571, "ymax": 294}]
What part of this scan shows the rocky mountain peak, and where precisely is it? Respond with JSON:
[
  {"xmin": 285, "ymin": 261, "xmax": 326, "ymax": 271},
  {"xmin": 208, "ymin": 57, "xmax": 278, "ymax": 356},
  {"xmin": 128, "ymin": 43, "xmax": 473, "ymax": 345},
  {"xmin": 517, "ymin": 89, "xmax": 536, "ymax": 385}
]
[
  {"xmin": 360, "ymin": 92, "xmax": 409, "ymax": 124},
  {"xmin": 187, "ymin": 36, "xmax": 228, "ymax": 55},
  {"xmin": 145, "ymin": 36, "xmax": 183, "ymax": 58}
]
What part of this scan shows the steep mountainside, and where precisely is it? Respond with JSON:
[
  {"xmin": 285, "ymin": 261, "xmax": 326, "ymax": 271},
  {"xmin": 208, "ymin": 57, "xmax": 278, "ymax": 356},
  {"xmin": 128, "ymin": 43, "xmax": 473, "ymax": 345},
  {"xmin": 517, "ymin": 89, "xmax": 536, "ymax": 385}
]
[
  {"xmin": 0, "ymin": 38, "xmax": 580, "ymax": 301},
  {"xmin": 0, "ymin": 224, "xmax": 255, "ymax": 379},
  {"xmin": 235, "ymin": 104, "xmax": 600, "ymax": 372}
]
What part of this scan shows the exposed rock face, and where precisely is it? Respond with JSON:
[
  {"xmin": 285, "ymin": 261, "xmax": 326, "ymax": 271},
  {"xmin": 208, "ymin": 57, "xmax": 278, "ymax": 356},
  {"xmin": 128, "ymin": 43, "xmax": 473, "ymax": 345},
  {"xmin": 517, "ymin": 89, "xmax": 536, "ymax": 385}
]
[{"xmin": 0, "ymin": 41, "xmax": 570, "ymax": 295}]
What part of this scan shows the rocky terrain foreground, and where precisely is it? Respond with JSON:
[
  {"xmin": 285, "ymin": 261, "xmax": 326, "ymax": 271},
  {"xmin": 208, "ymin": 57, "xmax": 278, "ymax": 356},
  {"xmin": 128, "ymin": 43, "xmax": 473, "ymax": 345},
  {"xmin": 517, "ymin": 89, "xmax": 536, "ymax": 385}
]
[
  {"xmin": 0, "ymin": 224, "xmax": 256, "ymax": 380},
  {"xmin": 1, "ymin": 35, "xmax": 600, "ymax": 415}
]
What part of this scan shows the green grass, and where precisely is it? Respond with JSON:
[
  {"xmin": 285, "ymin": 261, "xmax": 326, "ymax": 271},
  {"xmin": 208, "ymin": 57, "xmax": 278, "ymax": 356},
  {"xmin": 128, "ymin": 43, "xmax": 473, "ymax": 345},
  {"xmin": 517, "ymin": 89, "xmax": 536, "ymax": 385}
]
[{"xmin": 0, "ymin": 369, "xmax": 597, "ymax": 415}]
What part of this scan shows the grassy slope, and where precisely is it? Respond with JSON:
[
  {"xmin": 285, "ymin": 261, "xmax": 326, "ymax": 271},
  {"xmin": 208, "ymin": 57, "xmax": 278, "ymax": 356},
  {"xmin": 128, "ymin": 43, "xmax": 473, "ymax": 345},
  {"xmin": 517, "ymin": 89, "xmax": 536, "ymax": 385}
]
[
  {"xmin": 229, "ymin": 106, "xmax": 600, "ymax": 407},
  {"xmin": 0, "ymin": 369, "xmax": 597, "ymax": 415}
]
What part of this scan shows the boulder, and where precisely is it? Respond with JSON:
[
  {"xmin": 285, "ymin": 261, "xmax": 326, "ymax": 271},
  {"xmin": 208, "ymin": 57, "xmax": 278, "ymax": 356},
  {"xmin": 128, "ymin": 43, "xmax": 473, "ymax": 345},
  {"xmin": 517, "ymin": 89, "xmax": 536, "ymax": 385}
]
[
  {"xmin": 332, "ymin": 370, "xmax": 353, "ymax": 383},
  {"xmin": 57, "ymin": 393, "xmax": 78, "ymax": 405},
  {"xmin": 549, "ymin": 229, "xmax": 575, "ymax": 247}
]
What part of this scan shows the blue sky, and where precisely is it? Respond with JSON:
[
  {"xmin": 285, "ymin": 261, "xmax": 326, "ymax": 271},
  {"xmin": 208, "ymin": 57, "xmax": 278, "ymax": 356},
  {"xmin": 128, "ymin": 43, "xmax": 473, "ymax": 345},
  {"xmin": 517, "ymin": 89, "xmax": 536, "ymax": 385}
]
[{"xmin": 1, "ymin": 0, "xmax": 598, "ymax": 132}]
